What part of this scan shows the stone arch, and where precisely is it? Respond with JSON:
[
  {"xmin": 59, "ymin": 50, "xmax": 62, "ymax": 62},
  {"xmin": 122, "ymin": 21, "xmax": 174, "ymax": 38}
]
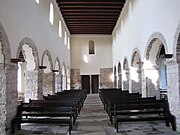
[
  {"xmin": 174, "ymin": 22, "xmax": 180, "ymax": 59},
  {"xmin": 0, "ymin": 22, "xmax": 18, "ymax": 135},
  {"xmin": 62, "ymin": 62, "xmax": 67, "ymax": 90},
  {"xmin": 114, "ymin": 65, "xmax": 117, "ymax": 88},
  {"xmin": 41, "ymin": 49, "xmax": 53, "ymax": 73},
  {"xmin": 17, "ymin": 37, "xmax": 39, "ymax": 70},
  {"xmin": 67, "ymin": 66, "xmax": 71, "ymax": 90},
  {"xmin": 54, "ymin": 57, "xmax": 62, "ymax": 92},
  {"xmin": 17, "ymin": 37, "xmax": 40, "ymax": 101},
  {"xmin": 144, "ymin": 32, "xmax": 168, "ymax": 98},
  {"xmin": 130, "ymin": 48, "xmax": 142, "ymax": 94},
  {"xmin": 0, "ymin": 22, "xmax": 11, "ymax": 65},
  {"xmin": 118, "ymin": 62, "xmax": 122, "ymax": 89},
  {"xmin": 54, "ymin": 57, "xmax": 62, "ymax": 74},
  {"xmin": 123, "ymin": 57, "xmax": 129, "ymax": 91},
  {"xmin": 41, "ymin": 50, "xmax": 54, "ymax": 95},
  {"xmin": 167, "ymin": 22, "xmax": 180, "ymax": 117}
]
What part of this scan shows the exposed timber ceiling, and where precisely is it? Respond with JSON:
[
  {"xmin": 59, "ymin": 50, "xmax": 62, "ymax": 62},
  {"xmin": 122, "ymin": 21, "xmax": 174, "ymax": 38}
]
[{"xmin": 56, "ymin": 0, "xmax": 126, "ymax": 35}]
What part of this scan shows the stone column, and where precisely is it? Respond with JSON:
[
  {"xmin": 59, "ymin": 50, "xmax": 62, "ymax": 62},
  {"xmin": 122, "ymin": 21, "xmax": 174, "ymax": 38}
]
[
  {"xmin": 0, "ymin": 63, "xmax": 18, "ymax": 135},
  {"xmin": 123, "ymin": 71, "xmax": 129, "ymax": 91},
  {"xmin": 118, "ymin": 74, "xmax": 122, "ymax": 89},
  {"xmin": 131, "ymin": 70, "xmax": 142, "ymax": 94},
  {"xmin": 166, "ymin": 58, "xmax": 180, "ymax": 130},
  {"xmin": 70, "ymin": 69, "xmax": 81, "ymax": 89},
  {"xmin": 42, "ymin": 72, "xmax": 55, "ymax": 96},
  {"xmin": 55, "ymin": 74, "xmax": 62, "ymax": 92},
  {"xmin": 24, "ymin": 70, "xmax": 40, "ymax": 102}
]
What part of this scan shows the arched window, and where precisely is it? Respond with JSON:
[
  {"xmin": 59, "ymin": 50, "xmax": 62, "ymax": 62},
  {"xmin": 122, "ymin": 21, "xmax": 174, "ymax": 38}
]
[
  {"xmin": 59, "ymin": 21, "xmax": 62, "ymax": 37},
  {"xmin": 35, "ymin": 0, "xmax": 39, "ymax": 4},
  {"xmin": 89, "ymin": 40, "xmax": 95, "ymax": 54},
  {"xmin": 64, "ymin": 31, "xmax": 67, "ymax": 45},
  {"xmin": 67, "ymin": 37, "xmax": 70, "ymax": 50},
  {"xmin": 49, "ymin": 3, "xmax": 54, "ymax": 25}
]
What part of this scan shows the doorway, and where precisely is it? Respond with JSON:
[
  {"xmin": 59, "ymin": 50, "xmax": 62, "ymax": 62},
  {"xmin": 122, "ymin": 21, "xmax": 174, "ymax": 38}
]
[
  {"xmin": 81, "ymin": 75, "xmax": 99, "ymax": 94},
  {"xmin": 81, "ymin": 75, "xmax": 90, "ymax": 94},
  {"xmin": 91, "ymin": 75, "xmax": 99, "ymax": 93}
]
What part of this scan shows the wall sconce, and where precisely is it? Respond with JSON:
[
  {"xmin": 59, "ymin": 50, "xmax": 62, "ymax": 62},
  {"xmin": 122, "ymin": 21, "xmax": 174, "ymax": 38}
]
[
  {"xmin": 11, "ymin": 58, "xmax": 25, "ymax": 63},
  {"xmin": 39, "ymin": 66, "xmax": 47, "ymax": 69}
]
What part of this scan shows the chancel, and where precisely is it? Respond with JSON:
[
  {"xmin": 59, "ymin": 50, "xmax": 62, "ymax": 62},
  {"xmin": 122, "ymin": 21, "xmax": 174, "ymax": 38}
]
[{"xmin": 0, "ymin": 0, "xmax": 180, "ymax": 135}]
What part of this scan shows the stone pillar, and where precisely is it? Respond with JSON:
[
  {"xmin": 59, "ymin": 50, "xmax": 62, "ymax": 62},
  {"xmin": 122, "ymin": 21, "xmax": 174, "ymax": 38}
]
[
  {"xmin": 123, "ymin": 71, "xmax": 129, "ymax": 91},
  {"xmin": 42, "ymin": 72, "xmax": 55, "ymax": 96},
  {"xmin": 118, "ymin": 74, "xmax": 122, "ymax": 89},
  {"xmin": 166, "ymin": 58, "xmax": 180, "ymax": 130},
  {"xmin": 131, "ymin": 70, "xmax": 142, "ymax": 94},
  {"xmin": 99, "ymin": 68, "xmax": 113, "ymax": 88},
  {"xmin": 71, "ymin": 69, "xmax": 81, "ymax": 89},
  {"xmin": 0, "ymin": 63, "xmax": 18, "ymax": 135},
  {"xmin": 55, "ymin": 74, "xmax": 62, "ymax": 92},
  {"xmin": 143, "ymin": 67, "xmax": 160, "ymax": 99},
  {"xmin": 24, "ymin": 70, "xmax": 40, "ymax": 102}
]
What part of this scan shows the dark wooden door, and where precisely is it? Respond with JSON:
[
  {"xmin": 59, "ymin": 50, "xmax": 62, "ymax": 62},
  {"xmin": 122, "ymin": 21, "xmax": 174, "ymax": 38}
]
[
  {"xmin": 81, "ymin": 75, "xmax": 90, "ymax": 94},
  {"xmin": 91, "ymin": 75, "xmax": 99, "ymax": 94}
]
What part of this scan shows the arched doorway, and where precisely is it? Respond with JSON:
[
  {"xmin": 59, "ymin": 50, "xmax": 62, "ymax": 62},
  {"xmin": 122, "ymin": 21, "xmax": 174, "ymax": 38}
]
[
  {"xmin": 54, "ymin": 57, "xmax": 62, "ymax": 93},
  {"xmin": 17, "ymin": 38, "xmax": 39, "ymax": 102},
  {"xmin": 131, "ymin": 49, "xmax": 142, "ymax": 94},
  {"xmin": 62, "ymin": 62, "xmax": 67, "ymax": 90},
  {"xmin": 144, "ymin": 33, "xmax": 168, "ymax": 99},
  {"xmin": 41, "ymin": 50, "xmax": 54, "ymax": 96},
  {"xmin": 123, "ymin": 58, "xmax": 129, "ymax": 91},
  {"xmin": 118, "ymin": 62, "xmax": 122, "ymax": 89}
]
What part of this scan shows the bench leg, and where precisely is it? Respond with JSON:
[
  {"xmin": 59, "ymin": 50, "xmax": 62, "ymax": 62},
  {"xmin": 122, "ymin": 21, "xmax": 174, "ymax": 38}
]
[
  {"xmin": 170, "ymin": 116, "xmax": 177, "ymax": 131},
  {"xmin": 69, "ymin": 122, "xmax": 72, "ymax": 134}
]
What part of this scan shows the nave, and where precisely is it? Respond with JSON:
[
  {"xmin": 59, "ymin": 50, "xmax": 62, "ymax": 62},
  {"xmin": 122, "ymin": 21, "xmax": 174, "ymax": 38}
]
[{"xmin": 15, "ymin": 94, "xmax": 179, "ymax": 135}]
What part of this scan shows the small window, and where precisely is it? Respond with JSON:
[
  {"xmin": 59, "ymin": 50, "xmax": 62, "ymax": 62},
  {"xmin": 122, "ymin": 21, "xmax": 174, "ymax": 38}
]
[
  {"xmin": 67, "ymin": 37, "xmax": 70, "ymax": 50},
  {"xmin": 89, "ymin": 40, "xmax": 95, "ymax": 54},
  {"xmin": 49, "ymin": 3, "xmax": 54, "ymax": 25},
  {"xmin": 64, "ymin": 31, "xmax": 67, "ymax": 45},
  {"xmin": 59, "ymin": 21, "xmax": 62, "ymax": 37},
  {"xmin": 35, "ymin": 0, "xmax": 39, "ymax": 4}
]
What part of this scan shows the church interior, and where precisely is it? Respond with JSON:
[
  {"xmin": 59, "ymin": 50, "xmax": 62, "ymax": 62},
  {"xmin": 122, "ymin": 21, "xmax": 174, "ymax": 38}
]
[{"xmin": 0, "ymin": 0, "xmax": 180, "ymax": 134}]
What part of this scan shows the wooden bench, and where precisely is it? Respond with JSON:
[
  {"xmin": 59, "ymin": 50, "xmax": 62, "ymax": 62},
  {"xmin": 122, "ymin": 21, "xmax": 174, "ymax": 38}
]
[
  {"xmin": 113, "ymin": 99, "xmax": 176, "ymax": 133},
  {"xmin": 28, "ymin": 100, "xmax": 78, "ymax": 124},
  {"xmin": 108, "ymin": 97, "xmax": 156, "ymax": 124},
  {"xmin": 11, "ymin": 105, "xmax": 74, "ymax": 134}
]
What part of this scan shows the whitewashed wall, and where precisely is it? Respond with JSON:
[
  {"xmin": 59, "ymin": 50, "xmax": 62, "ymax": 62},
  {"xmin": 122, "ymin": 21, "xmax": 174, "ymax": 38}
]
[
  {"xmin": 0, "ymin": 0, "xmax": 70, "ymax": 67},
  {"xmin": 71, "ymin": 35, "xmax": 113, "ymax": 75},
  {"xmin": 112, "ymin": 0, "xmax": 180, "ymax": 65}
]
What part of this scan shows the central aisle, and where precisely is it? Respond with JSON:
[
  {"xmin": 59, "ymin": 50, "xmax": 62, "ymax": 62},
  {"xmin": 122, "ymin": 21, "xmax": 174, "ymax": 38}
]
[{"xmin": 72, "ymin": 94, "xmax": 112, "ymax": 135}]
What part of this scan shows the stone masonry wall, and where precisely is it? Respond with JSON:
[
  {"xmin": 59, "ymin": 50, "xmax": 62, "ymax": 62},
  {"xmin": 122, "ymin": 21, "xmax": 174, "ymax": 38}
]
[
  {"xmin": 42, "ymin": 72, "xmax": 55, "ymax": 96},
  {"xmin": 99, "ymin": 68, "xmax": 113, "ymax": 89},
  {"xmin": 0, "ymin": 64, "xmax": 18, "ymax": 135},
  {"xmin": 71, "ymin": 69, "xmax": 81, "ymax": 89}
]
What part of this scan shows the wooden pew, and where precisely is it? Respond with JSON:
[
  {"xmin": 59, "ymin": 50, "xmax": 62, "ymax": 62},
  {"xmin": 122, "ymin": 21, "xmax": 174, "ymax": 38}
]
[
  {"xmin": 113, "ymin": 99, "xmax": 176, "ymax": 133},
  {"xmin": 108, "ymin": 97, "xmax": 156, "ymax": 124},
  {"xmin": 11, "ymin": 105, "xmax": 74, "ymax": 134}
]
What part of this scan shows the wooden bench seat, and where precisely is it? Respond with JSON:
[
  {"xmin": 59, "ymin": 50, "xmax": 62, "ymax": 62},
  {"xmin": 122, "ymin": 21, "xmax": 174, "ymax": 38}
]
[
  {"xmin": 114, "ymin": 100, "xmax": 176, "ymax": 133},
  {"xmin": 11, "ymin": 106, "xmax": 74, "ymax": 134}
]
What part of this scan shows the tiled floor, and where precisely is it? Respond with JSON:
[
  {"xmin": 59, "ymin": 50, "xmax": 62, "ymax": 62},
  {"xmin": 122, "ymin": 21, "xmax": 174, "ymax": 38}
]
[{"xmin": 15, "ymin": 94, "xmax": 180, "ymax": 135}]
